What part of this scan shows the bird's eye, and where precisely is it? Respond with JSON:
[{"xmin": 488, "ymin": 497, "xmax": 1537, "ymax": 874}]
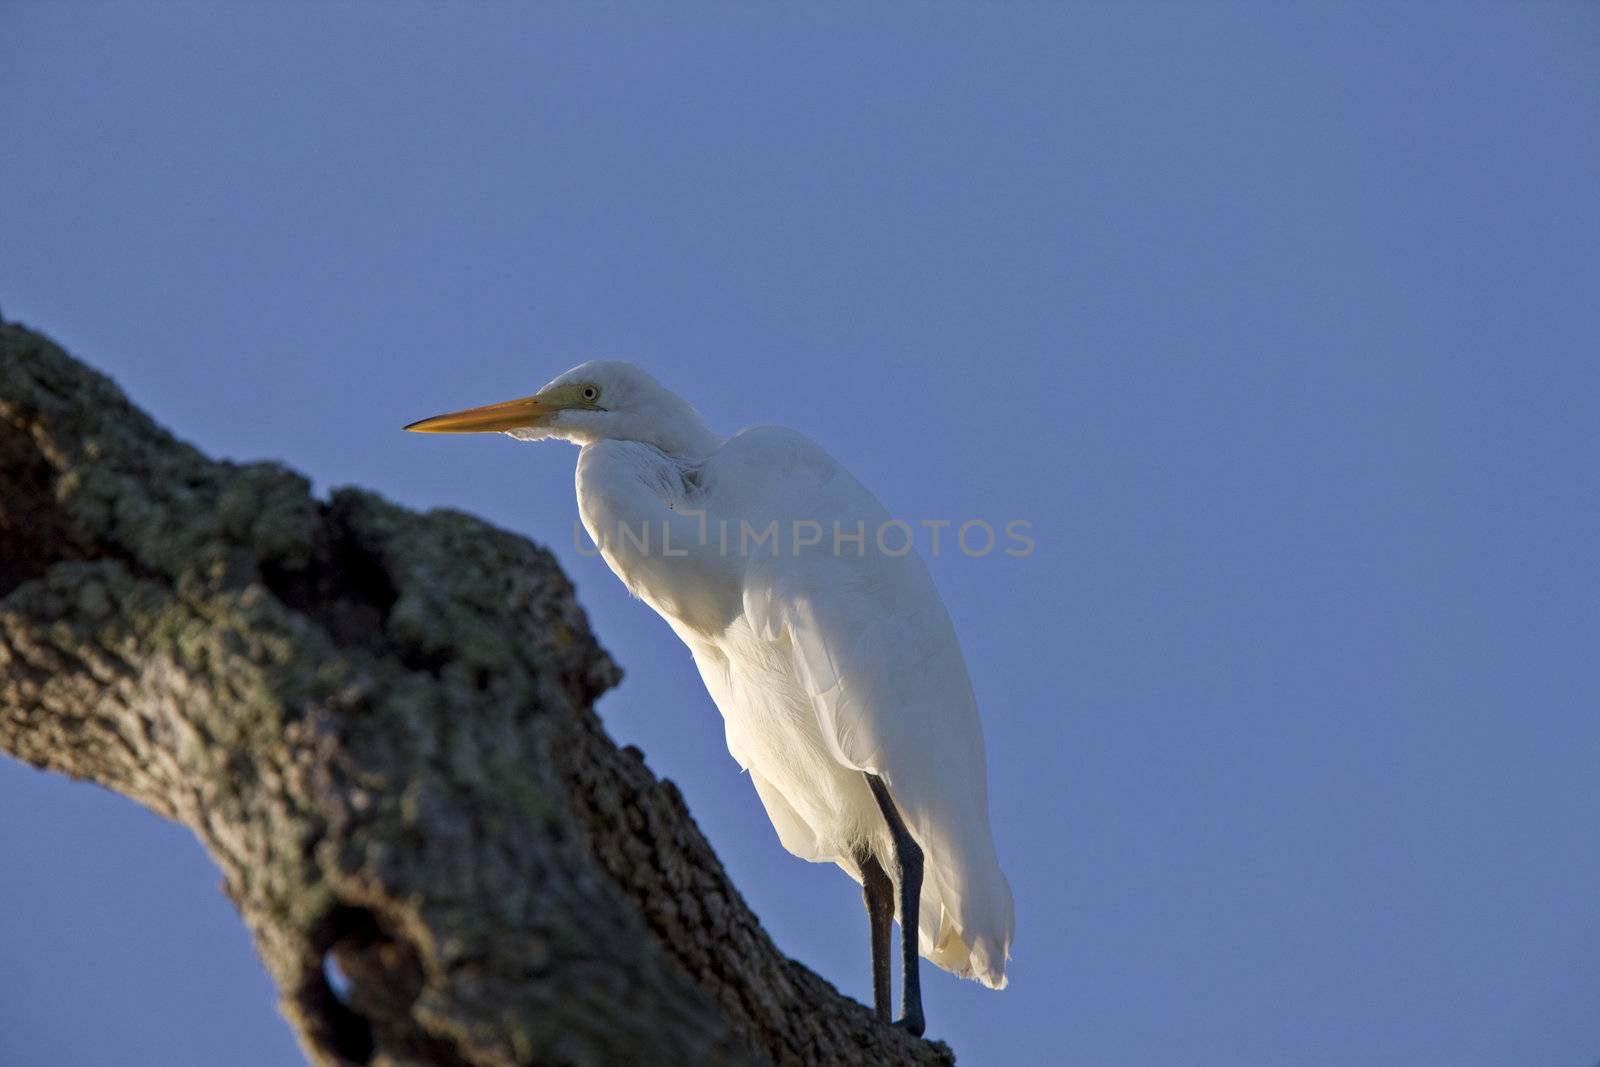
[{"xmin": 582, "ymin": 385, "xmax": 599, "ymax": 402}]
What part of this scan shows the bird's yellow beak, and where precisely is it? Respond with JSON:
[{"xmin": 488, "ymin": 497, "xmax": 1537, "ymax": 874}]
[{"xmin": 404, "ymin": 394, "xmax": 554, "ymax": 434}]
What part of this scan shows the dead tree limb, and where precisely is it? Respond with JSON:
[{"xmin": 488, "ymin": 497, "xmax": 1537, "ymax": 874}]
[{"xmin": 0, "ymin": 319, "xmax": 956, "ymax": 1067}]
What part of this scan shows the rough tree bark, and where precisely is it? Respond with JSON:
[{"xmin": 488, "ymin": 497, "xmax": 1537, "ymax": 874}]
[{"xmin": 0, "ymin": 319, "xmax": 957, "ymax": 1067}]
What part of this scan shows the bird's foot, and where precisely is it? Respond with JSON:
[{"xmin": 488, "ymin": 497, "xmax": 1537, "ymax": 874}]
[{"xmin": 892, "ymin": 1013, "xmax": 926, "ymax": 1038}]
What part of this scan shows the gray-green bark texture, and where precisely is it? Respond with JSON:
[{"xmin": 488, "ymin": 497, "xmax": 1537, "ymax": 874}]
[{"xmin": 0, "ymin": 319, "xmax": 956, "ymax": 1067}]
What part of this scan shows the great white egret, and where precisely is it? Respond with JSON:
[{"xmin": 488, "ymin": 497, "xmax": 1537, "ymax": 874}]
[{"xmin": 407, "ymin": 361, "xmax": 1013, "ymax": 1033}]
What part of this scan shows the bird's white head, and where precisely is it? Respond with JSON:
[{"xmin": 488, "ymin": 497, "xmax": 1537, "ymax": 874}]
[{"xmin": 405, "ymin": 360, "xmax": 721, "ymax": 458}]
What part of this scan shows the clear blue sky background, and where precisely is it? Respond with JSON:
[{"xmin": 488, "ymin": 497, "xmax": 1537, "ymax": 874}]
[{"xmin": 3, "ymin": 5, "xmax": 1598, "ymax": 1065}]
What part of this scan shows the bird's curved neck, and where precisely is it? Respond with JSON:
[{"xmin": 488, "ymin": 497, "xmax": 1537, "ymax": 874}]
[{"xmin": 638, "ymin": 405, "xmax": 723, "ymax": 461}]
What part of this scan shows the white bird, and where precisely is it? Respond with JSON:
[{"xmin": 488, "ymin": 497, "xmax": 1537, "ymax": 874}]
[{"xmin": 407, "ymin": 361, "xmax": 1013, "ymax": 1033}]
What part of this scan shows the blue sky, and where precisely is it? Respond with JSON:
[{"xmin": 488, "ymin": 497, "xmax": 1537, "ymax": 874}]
[{"xmin": 3, "ymin": 4, "xmax": 1599, "ymax": 1065}]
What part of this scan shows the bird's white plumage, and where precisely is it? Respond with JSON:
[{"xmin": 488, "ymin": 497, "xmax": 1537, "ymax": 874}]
[{"xmin": 517, "ymin": 361, "xmax": 1013, "ymax": 988}]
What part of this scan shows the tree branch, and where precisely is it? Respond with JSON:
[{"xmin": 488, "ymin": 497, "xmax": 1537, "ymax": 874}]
[{"xmin": 0, "ymin": 319, "xmax": 956, "ymax": 1067}]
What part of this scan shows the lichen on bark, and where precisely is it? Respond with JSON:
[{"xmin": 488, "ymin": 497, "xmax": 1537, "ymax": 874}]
[{"xmin": 0, "ymin": 319, "xmax": 955, "ymax": 1067}]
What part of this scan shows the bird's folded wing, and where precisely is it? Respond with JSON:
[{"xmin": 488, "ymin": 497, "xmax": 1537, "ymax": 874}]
[{"xmin": 720, "ymin": 427, "xmax": 1014, "ymax": 987}]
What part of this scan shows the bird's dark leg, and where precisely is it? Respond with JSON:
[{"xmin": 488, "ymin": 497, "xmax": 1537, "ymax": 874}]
[
  {"xmin": 856, "ymin": 848, "xmax": 894, "ymax": 1022},
  {"xmin": 865, "ymin": 773, "xmax": 926, "ymax": 1037}
]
